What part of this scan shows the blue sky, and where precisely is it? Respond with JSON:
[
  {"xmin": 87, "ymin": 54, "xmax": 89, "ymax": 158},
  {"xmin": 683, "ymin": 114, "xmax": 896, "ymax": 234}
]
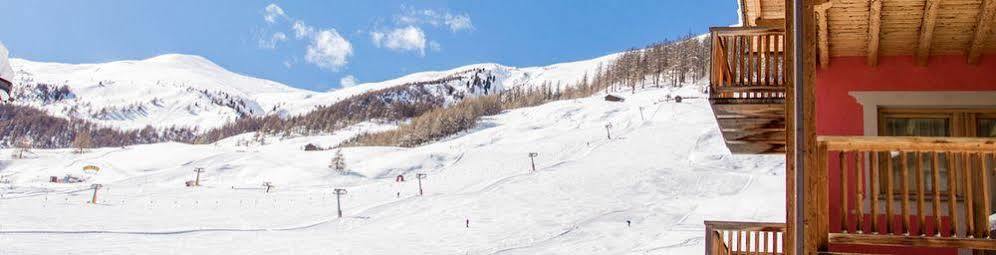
[{"xmin": 0, "ymin": 0, "xmax": 737, "ymax": 92}]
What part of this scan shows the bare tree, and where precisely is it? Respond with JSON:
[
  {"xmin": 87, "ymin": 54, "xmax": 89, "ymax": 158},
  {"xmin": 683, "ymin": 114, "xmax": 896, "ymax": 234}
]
[
  {"xmin": 73, "ymin": 129, "xmax": 92, "ymax": 154},
  {"xmin": 13, "ymin": 136, "xmax": 32, "ymax": 158}
]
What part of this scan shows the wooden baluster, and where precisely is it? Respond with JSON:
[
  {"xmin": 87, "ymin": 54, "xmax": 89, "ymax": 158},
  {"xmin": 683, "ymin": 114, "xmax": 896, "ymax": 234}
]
[
  {"xmin": 948, "ymin": 152, "xmax": 959, "ymax": 237},
  {"xmin": 761, "ymin": 34, "xmax": 771, "ymax": 86},
  {"xmin": 932, "ymin": 152, "xmax": 943, "ymax": 236},
  {"xmin": 748, "ymin": 35, "xmax": 755, "ymax": 87},
  {"xmin": 777, "ymin": 35, "xmax": 784, "ymax": 86},
  {"xmin": 727, "ymin": 230, "xmax": 734, "ymax": 255},
  {"xmin": 841, "ymin": 151, "xmax": 849, "ymax": 233},
  {"xmin": 753, "ymin": 230, "xmax": 759, "ymax": 254},
  {"xmin": 871, "ymin": 152, "xmax": 880, "ymax": 234},
  {"xmin": 857, "ymin": 152, "xmax": 865, "ymax": 233},
  {"xmin": 728, "ymin": 35, "xmax": 735, "ymax": 88},
  {"xmin": 722, "ymin": 35, "xmax": 728, "ymax": 88},
  {"xmin": 768, "ymin": 34, "xmax": 774, "ymax": 86},
  {"xmin": 737, "ymin": 36, "xmax": 745, "ymax": 86},
  {"xmin": 886, "ymin": 151, "xmax": 895, "ymax": 235},
  {"xmin": 738, "ymin": 230, "xmax": 744, "ymax": 254},
  {"xmin": 771, "ymin": 35, "xmax": 778, "ymax": 86},
  {"xmin": 756, "ymin": 34, "xmax": 762, "ymax": 89},
  {"xmin": 901, "ymin": 151, "xmax": 911, "ymax": 235},
  {"xmin": 916, "ymin": 151, "xmax": 926, "ymax": 236},
  {"xmin": 709, "ymin": 32, "xmax": 723, "ymax": 88},
  {"xmin": 982, "ymin": 153, "xmax": 992, "ymax": 239},
  {"xmin": 964, "ymin": 152, "xmax": 975, "ymax": 237}
]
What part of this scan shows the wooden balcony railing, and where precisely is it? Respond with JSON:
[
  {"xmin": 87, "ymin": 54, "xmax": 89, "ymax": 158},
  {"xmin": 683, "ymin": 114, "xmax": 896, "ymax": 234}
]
[
  {"xmin": 709, "ymin": 27, "xmax": 785, "ymax": 104},
  {"xmin": 818, "ymin": 136, "xmax": 996, "ymax": 251},
  {"xmin": 705, "ymin": 220, "xmax": 786, "ymax": 255}
]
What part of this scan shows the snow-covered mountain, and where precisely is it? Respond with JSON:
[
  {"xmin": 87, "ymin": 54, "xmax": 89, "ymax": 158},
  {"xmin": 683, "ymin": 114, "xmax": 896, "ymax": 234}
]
[{"xmin": 9, "ymin": 53, "xmax": 618, "ymax": 131}]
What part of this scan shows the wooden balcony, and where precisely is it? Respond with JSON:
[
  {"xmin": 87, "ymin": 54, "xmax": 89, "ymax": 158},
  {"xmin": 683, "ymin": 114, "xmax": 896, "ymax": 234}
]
[
  {"xmin": 818, "ymin": 136, "xmax": 996, "ymax": 251},
  {"xmin": 705, "ymin": 136, "xmax": 996, "ymax": 254},
  {"xmin": 705, "ymin": 221, "xmax": 787, "ymax": 255},
  {"xmin": 708, "ymin": 27, "xmax": 787, "ymax": 154}
]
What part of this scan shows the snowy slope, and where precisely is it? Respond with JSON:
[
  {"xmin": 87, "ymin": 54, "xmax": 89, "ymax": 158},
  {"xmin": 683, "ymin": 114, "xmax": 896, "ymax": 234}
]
[
  {"xmin": 0, "ymin": 86, "xmax": 784, "ymax": 254},
  {"xmin": 9, "ymin": 53, "xmax": 618, "ymax": 131},
  {"xmin": 0, "ymin": 42, "xmax": 12, "ymax": 81}
]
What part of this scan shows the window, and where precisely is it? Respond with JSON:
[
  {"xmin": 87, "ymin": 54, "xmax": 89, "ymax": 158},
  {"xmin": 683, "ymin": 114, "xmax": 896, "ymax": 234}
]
[
  {"xmin": 978, "ymin": 117, "xmax": 996, "ymax": 137},
  {"xmin": 877, "ymin": 108, "xmax": 996, "ymax": 197}
]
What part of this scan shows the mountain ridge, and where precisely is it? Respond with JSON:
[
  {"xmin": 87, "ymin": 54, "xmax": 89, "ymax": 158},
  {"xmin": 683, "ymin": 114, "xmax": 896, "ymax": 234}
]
[{"xmin": 9, "ymin": 52, "xmax": 619, "ymax": 130}]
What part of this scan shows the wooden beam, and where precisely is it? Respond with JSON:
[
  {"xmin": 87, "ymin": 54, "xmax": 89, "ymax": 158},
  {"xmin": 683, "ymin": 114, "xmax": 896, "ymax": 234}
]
[
  {"xmin": 829, "ymin": 233, "xmax": 996, "ymax": 250},
  {"xmin": 783, "ymin": 0, "xmax": 797, "ymax": 253},
  {"xmin": 751, "ymin": 0, "xmax": 763, "ymax": 26},
  {"xmin": 803, "ymin": 0, "xmax": 826, "ymax": 254},
  {"xmin": 968, "ymin": 0, "xmax": 996, "ymax": 64},
  {"xmin": 915, "ymin": 0, "xmax": 942, "ymax": 66},
  {"xmin": 816, "ymin": 2, "xmax": 833, "ymax": 69},
  {"xmin": 817, "ymin": 136, "xmax": 996, "ymax": 152},
  {"xmin": 741, "ymin": 0, "xmax": 751, "ymax": 27},
  {"xmin": 867, "ymin": 0, "xmax": 882, "ymax": 67}
]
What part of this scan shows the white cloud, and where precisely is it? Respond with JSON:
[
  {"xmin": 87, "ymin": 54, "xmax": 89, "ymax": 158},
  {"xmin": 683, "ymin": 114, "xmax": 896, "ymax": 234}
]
[
  {"xmin": 340, "ymin": 75, "xmax": 358, "ymax": 87},
  {"xmin": 370, "ymin": 31, "xmax": 385, "ymax": 47},
  {"xmin": 258, "ymin": 32, "xmax": 288, "ymax": 49},
  {"xmin": 305, "ymin": 29, "xmax": 353, "ymax": 71},
  {"xmin": 292, "ymin": 21, "xmax": 315, "ymax": 39},
  {"xmin": 373, "ymin": 26, "xmax": 427, "ymax": 56},
  {"xmin": 395, "ymin": 7, "xmax": 473, "ymax": 33},
  {"xmin": 444, "ymin": 13, "xmax": 474, "ymax": 32},
  {"xmin": 263, "ymin": 4, "xmax": 286, "ymax": 24},
  {"xmin": 255, "ymin": 3, "xmax": 355, "ymax": 71}
]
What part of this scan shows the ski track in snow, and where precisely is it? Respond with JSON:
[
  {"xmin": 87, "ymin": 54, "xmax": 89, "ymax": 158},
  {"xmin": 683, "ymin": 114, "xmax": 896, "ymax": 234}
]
[{"xmin": 0, "ymin": 86, "xmax": 785, "ymax": 254}]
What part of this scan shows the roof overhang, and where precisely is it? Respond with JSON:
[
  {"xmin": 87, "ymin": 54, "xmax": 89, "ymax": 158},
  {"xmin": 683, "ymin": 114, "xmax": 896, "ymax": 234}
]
[
  {"xmin": 741, "ymin": 0, "xmax": 787, "ymax": 27},
  {"xmin": 746, "ymin": 0, "xmax": 996, "ymax": 66}
]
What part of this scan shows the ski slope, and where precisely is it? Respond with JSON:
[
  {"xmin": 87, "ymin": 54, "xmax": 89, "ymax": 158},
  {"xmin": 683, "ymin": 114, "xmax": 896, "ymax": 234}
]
[{"xmin": 0, "ymin": 86, "xmax": 784, "ymax": 254}]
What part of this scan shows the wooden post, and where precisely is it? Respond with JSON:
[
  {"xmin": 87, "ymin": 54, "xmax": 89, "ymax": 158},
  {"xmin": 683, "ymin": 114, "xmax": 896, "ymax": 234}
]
[
  {"xmin": 788, "ymin": 0, "xmax": 825, "ymax": 253},
  {"xmin": 705, "ymin": 224, "xmax": 715, "ymax": 255},
  {"xmin": 784, "ymin": 0, "xmax": 798, "ymax": 253}
]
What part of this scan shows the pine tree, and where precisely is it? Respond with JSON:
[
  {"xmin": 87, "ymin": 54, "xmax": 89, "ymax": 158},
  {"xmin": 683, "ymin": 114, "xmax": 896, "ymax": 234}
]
[{"xmin": 330, "ymin": 149, "xmax": 347, "ymax": 175}]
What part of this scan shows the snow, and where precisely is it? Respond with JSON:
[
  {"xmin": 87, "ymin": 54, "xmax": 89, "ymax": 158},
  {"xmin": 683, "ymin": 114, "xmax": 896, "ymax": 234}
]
[
  {"xmin": 0, "ymin": 42, "xmax": 12, "ymax": 81},
  {"xmin": 9, "ymin": 52, "xmax": 618, "ymax": 131},
  {"xmin": 0, "ymin": 86, "xmax": 785, "ymax": 254}
]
